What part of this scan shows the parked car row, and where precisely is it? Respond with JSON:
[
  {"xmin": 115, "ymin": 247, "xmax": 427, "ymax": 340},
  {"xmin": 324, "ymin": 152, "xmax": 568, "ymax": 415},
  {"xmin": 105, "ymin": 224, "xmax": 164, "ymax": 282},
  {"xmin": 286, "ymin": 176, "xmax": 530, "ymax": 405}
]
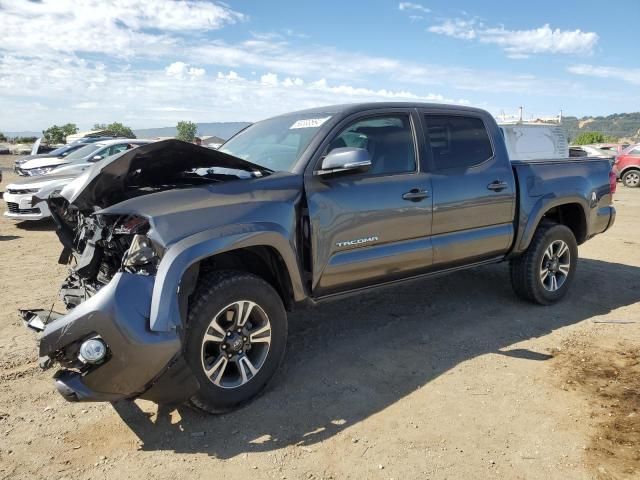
[
  {"xmin": 5, "ymin": 139, "xmax": 153, "ymax": 220},
  {"xmin": 15, "ymin": 138, "xmax": 150, "ymax": 176}
]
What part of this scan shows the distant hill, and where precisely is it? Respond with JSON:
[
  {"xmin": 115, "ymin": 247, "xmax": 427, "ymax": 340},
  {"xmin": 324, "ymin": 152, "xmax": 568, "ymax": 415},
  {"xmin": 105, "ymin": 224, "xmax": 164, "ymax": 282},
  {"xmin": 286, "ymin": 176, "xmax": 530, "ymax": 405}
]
[
  {"xmin": 2, "ymin": 131, "xmax": 41, "ymax": 138},
  {"xmin": 134, "ymin": 122, "xmax": 251, "ymax": 140},
  {"xmin": 562, "ymin": 113, "xmax": 640, "ymax": 142}
]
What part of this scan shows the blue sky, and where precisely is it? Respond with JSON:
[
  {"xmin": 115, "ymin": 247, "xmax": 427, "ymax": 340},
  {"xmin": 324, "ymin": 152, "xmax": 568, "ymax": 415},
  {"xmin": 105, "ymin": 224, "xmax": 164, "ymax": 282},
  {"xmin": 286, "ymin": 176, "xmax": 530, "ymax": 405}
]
[{"xmin": 0, "ymin": 0, "xmax": 638, "ymax": 131}]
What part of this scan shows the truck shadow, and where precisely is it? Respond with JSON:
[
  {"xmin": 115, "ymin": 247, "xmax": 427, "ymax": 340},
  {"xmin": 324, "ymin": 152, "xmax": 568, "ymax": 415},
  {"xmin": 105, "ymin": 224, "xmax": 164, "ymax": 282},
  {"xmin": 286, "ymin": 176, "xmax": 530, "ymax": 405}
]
[
  {"xmin": 14, "ymin": 218, "xmax": 55, "ymax": 231},
  {"xmin": 113, "ymin": 258, "xmax": 640, "ymax": 458}
]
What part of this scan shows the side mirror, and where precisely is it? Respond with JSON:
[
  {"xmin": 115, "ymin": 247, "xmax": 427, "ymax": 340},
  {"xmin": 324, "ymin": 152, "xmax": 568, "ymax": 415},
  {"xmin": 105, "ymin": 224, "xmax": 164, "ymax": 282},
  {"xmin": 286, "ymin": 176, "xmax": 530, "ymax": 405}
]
[
  {"xmin": 315, "ymin": 147, "xmax": 371, "ymax": 176},
  {"xmin": 91, "ymin": 155, "xmax": 103, "ymax": 162}
]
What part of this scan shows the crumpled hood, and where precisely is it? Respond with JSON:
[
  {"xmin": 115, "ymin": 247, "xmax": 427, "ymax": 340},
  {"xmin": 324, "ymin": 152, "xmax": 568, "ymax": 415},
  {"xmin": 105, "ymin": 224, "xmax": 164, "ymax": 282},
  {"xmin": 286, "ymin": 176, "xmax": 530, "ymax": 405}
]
[
  {"xmin": 99, "ymin": 172, "xmax": 303, "ymax": 247},
  {"xmin": 60, "ymin": 139, "xmax": 267, "ymax": 210}
]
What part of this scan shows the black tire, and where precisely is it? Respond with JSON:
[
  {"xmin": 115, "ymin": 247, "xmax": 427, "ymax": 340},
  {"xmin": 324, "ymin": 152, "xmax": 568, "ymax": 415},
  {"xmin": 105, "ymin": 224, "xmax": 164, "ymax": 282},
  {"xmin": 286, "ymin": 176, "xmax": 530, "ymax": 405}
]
[
  {"xmin": 185, "ymin": 270, "xmax": 287, "ymax": 414},
  {"xmin": 509, "ymin": 222, "xmax": 578, "ymax": 305},
  {"xmin": 621, "ymin": 169, "xmax": 640, "ymax": 188}
]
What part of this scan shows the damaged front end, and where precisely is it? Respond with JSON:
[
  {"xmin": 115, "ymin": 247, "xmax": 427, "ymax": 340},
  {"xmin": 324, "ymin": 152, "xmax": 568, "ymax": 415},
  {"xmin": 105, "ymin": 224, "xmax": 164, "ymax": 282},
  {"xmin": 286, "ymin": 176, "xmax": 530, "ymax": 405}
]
[
  {"xmin": 22, "ymin": 140, "xmax": 267, "ymax": 404},
  {"xmin": 23, "ymin": 200, "xmax": 189, "ymax": 403},
  {"xmin": 51, "ymin": 205, "xmax": 162, "ymax": 309}
]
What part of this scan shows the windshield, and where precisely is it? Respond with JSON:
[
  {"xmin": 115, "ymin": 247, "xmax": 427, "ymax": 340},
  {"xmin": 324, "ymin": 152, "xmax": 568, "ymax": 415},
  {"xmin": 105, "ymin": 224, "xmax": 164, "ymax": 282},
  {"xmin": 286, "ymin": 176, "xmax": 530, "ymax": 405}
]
[
  {"xmin": 64, "ymin": 144, "xmax": 102, "ymax": 161},
  {"xmin": 48, "ymin": 144, "xmax": 82, "ymax": 156},
  {"xmin": 219, "ymin": 113, "xmax": 332, "ymax": 172}
]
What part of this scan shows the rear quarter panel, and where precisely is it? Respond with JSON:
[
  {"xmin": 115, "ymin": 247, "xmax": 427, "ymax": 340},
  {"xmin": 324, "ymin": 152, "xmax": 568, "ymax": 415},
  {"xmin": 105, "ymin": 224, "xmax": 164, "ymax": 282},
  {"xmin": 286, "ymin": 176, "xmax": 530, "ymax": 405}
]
[{"xmin": 511, "ymin": 158, "xmax": 614, "ymax": 254}]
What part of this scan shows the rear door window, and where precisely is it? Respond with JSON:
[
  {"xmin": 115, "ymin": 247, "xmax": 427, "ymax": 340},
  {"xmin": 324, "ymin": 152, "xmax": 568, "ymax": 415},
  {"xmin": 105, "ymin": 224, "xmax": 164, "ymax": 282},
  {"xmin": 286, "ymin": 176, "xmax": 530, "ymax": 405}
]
[{"xmin": 423, "ymin": 115, "xmax": 493, "ymax": 170}]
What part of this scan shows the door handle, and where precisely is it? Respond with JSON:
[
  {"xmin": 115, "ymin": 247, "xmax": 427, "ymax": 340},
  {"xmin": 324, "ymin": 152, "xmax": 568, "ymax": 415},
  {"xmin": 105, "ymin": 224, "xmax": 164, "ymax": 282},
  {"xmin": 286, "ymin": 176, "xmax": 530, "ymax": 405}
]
[
  {"xmin": 487, "ymin": 181, "xmax": 508, "ymax": 192},
  {"xmin": 402, "ymin": 189, "xmax": 429, "ymax": 201}
]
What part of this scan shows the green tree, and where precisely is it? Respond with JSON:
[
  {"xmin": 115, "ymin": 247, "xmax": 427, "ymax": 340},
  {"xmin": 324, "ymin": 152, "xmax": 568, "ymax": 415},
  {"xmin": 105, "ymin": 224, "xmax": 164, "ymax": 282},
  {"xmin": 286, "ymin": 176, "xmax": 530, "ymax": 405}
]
[
  {"xmin": 176, "ymin": 120, "xmax": 198, "ymax": 142},
  {"xmin": 14, "ymin": 136, "xmax": 38, "ymax": 144},
  {"xmin": 573, "ymin": 131, "xmax": 618, "ymax": 145},
  {"xmin": 0, "ymin": 132, "xmax": 7, "ymax": 142},
  {"xmin": 93, "ymin": 122, "xmax": 136, "ymax": 138},
  {"xmin": 42, "ymin": 123, "xmax": 78, "ymax": 144}
]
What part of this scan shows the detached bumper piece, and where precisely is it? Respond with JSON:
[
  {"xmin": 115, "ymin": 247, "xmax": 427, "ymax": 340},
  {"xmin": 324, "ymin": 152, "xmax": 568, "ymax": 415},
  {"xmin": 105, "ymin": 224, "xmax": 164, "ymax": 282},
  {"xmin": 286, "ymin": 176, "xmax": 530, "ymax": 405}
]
[
  {"xmin": 20, "ymin": 309, "xmax": 62, "ymax": 333},
  {"xmin": 23, "ymin": 272, "xmax": 198, "ymax": 405}
]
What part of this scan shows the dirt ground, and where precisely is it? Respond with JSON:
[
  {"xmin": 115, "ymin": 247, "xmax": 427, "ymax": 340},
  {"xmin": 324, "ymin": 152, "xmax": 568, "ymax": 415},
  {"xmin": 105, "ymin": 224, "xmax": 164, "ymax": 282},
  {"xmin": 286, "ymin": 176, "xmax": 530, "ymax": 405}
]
[{"xmin": 0, "ymin": 154, "xmax": 638, "ymax": 480}]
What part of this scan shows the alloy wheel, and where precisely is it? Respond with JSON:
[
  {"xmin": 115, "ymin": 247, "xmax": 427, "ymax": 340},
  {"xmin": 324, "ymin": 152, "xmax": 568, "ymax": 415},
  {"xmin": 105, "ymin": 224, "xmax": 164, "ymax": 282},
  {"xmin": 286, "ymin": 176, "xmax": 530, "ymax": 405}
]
[
  {"xmin": 539, "ymin": 240, "xmax": 571, "ymax": 292},
  {"xmin": 200, "ymin": 300, "xmax": 272, "ymax": 389},
  {"xmin": 624, "ymin": 171, "xmax": 640, "ymax": 187}
]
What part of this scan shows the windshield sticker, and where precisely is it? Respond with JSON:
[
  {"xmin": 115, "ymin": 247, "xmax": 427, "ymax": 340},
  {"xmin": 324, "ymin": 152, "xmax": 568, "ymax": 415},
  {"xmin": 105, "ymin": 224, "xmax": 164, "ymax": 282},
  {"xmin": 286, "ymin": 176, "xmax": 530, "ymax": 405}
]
[{"xmin": 290, "ymin": 116, "xmax": 331, "ymax": 129}]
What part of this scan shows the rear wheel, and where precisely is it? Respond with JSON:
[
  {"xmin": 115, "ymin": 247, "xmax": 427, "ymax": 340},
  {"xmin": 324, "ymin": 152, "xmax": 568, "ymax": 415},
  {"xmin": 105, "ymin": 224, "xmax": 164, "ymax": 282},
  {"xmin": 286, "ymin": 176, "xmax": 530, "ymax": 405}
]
[
  {"xmin": 621, "ymin": 170, "xmax": 640, "ymax": 188},
  {"xmin": 185, "ymin": 271, "xmax": 287, "ymax": 414},
  {"xmin": 510, "ymin": 223, "xmax": 578, "ymax": 305}
]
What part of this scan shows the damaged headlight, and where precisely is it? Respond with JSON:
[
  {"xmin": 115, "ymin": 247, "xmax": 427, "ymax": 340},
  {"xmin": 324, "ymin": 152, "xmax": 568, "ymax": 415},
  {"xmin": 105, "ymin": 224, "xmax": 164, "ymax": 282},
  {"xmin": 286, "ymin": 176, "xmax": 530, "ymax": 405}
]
[{"xmin": 122, "ymin": 234, "xmax": 162, "ymax": 274}]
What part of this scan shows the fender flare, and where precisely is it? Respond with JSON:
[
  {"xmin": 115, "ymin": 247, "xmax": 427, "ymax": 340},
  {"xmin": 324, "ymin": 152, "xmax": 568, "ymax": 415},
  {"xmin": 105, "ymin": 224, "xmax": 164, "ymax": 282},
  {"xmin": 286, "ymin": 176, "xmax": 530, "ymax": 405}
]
[
  {"xmin": 515, "ymin": 194, "xmax": 589, "ymax": 253},
  {"xmin": 149, "ymin": 222, "xmax": 305, "ymax": 332}
]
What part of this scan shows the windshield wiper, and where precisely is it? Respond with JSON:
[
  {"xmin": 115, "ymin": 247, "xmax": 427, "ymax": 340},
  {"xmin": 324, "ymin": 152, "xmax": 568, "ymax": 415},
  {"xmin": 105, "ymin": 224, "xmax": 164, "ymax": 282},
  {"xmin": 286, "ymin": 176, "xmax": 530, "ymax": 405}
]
[{"xmin": 253, "ymin": 165, "xmax": 275, "ymax": 175}]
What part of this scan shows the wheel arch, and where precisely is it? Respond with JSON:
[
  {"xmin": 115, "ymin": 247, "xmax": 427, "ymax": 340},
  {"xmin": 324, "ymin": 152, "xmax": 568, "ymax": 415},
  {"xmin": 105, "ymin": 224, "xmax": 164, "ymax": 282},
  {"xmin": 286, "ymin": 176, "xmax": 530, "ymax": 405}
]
[
  {"xmin": 149, "ymin": 224, "xmax": 305, "ymax": 332},
  {"xmin": 195, "ymin": 245, "xmax": 295, "ymax": 311},
  {"xmin": 620, "ymin": 165, "xmax": 640, "ymax": 176},
  {"xmin": 515, "ymin": 197, "xmax": 589, "ymax": 254}
]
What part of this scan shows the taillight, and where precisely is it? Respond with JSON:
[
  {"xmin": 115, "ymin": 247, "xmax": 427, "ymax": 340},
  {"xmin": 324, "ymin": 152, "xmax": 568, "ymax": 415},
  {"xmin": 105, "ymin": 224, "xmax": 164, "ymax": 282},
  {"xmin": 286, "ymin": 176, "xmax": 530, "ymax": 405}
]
[{"xmin": 609, "ymin": 170, "xmax": 617, "ymax": 195}]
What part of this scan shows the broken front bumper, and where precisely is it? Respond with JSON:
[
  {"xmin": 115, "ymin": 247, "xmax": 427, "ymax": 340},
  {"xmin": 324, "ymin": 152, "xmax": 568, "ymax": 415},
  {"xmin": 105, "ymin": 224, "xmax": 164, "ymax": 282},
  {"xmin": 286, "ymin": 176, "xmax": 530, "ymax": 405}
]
[{"xmin": 24, "ymin": 272, "xmax": 198, "ymax": 404}]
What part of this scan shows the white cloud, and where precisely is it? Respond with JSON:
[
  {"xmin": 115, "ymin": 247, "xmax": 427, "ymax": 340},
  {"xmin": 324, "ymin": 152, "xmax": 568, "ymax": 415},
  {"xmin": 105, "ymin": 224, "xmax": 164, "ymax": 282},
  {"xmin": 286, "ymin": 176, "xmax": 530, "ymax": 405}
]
[
  {"xmin": 282, "ymin": 77, "xmax": 305, "ymax": 87},
  {"xmin": 567, "ymin": 64, "xmax": 640, "ymax": 86},
  {"xmin": 217, "ymin": 71, "xmax": 243, "ymax": 81},
  {"xmin": 0, "ymin": 52, "xmax": 476, "ymax": 130},
  {"xmin": 260, "ymin": 72, "xmax": 280, "ymax": 86},
  {"xmin": 428, "ymin": 19, "xmax": 476, "ymax": 39},
  {"xmin": 165, "ymin": 62, "xmax": 206, "ymax": 80},
  {"xmin": 0, "ymin": 1, "xmax": 625, "ymax": 130},
  {"xmin": 398, "ymin": 2, "xmax": 430, "ymax": 14},
  {"xmin": 428, "ymin": 19, "xmax": 598, "ymax": 57},
  {"xmin": 0, "ymin": 0, "xmax": 243, "ymax": 58}
]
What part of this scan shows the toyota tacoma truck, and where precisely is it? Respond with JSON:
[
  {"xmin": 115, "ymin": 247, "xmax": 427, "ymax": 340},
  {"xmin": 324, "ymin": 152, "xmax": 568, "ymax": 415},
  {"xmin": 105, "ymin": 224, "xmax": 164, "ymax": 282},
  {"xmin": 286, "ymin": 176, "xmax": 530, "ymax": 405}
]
[{"xmin": 22, "ymin": 103, "xmax": 616, "ymax": 414}]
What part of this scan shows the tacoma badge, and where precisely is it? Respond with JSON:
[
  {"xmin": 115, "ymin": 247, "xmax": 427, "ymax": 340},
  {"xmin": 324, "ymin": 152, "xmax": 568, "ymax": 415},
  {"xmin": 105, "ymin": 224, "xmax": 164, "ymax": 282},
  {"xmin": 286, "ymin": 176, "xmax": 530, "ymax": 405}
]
[{"xmin": 336, "ymin": 236, "xmax": 379, "ymax": 248}]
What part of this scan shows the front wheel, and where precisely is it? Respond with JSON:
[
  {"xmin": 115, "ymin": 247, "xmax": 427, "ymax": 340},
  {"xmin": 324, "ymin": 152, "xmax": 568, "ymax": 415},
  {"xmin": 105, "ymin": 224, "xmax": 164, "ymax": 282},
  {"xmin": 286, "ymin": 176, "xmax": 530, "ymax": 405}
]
[
  {"xmin": 510, "ymin": 223, "xmax": 578, "ymax": 305},
  {"xmin": 185, "ymin": 271, "xmax": 288, "ymax": 414},
  {"xmin": 621, "ymin": 170, "xmax": 640, "ymax": 188}
]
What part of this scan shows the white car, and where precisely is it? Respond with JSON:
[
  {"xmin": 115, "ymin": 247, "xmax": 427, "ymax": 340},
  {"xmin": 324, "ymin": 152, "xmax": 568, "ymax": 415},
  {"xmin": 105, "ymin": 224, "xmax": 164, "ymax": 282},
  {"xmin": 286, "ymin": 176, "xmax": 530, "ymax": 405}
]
[
  {"xmin": 16, "ymin": 139, "xmax": 152, "ymax": 176},
  {"xmin": 4, "ymin": 174, "xmax": 76, "ymax": 220},
  {"xmin": 4, "ymin": 142, "xmax": 151, "ymax": 220}
]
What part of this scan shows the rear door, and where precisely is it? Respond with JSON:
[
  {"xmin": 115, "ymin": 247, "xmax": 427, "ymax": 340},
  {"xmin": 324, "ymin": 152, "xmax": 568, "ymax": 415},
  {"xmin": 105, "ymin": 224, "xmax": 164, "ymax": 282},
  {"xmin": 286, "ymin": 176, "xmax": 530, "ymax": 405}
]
[
  {"xmin": 305, "ymin": 109, "xmax": 433, "ymax": 296},
  {"xmin": 420, "ymin": 111, "xmax": 516, "ymax": 266}
]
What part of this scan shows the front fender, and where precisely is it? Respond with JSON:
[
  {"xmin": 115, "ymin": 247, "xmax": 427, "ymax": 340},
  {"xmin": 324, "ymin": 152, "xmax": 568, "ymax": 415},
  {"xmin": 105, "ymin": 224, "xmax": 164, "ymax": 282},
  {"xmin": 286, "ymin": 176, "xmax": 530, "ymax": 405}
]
[{"xmin": 149, "ymin": 222, "xmax": 305, "ymax": 332}]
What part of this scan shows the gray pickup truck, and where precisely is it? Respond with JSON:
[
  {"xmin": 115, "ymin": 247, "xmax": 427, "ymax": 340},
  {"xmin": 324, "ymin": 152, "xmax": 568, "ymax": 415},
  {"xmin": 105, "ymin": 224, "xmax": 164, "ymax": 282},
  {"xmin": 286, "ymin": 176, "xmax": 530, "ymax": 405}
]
[{"xmin": 23, "ymin": 103, "xmax": 616, "ymax": 414}]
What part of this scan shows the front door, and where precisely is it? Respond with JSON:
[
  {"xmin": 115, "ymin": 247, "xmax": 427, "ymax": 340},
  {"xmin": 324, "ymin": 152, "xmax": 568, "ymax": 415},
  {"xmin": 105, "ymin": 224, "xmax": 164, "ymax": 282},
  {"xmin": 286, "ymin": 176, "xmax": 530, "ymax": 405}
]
[{"xmin": 305, "ymin": 111, "xmax": 433, "ymax": 296}]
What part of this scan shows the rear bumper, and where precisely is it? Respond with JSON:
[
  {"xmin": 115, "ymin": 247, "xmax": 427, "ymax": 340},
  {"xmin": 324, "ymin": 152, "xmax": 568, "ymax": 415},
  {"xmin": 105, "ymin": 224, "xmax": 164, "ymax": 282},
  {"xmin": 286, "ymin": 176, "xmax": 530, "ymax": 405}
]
[
  {"xmin": 605, "ymin": 205, "xmax": 616, "ymax": 231},
  {"xmin": 595, "ymin": 205, "xmax": 616, "ymax": 234},
  {"xmin": 27, "ymin": 272, "xmax": 198, "ymax": 404}
]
